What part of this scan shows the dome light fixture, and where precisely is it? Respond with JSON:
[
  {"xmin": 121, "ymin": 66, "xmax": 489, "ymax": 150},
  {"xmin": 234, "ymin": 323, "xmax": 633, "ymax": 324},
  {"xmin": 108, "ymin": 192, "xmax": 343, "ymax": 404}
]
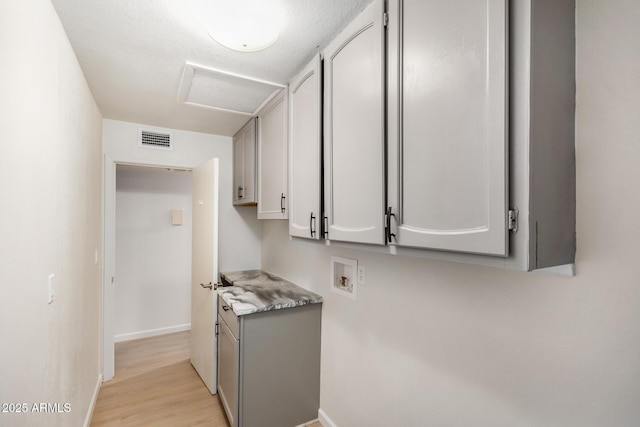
[{"xmin": 206, "ymin": 0, "xmax": 283, "ymax": 53}]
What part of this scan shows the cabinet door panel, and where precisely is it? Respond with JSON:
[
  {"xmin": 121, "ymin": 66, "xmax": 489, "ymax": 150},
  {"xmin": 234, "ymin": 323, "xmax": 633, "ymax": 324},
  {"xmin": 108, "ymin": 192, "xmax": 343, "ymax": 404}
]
[
  {"xmin": 233, "ymin": 119, "xmax": 257, "ymax": 205},
  {"xmin": 258, "ymin": 91, "xmax": 288, "ymax": 219},
  {"xmin": 324, "ymin": 0, "xmax": 386, "ymax": 245},
  {"xmin": 233, "ymin": 132, "xmax": 244, "ymax": 203},
  {"xmin": 217, "ymin": 317, "xmax": 238, "ymax": 427},
  {"xmin": 289, "ymin": 55, "xmax": 322, "ymax": 239},
  {"xmin": 388, "ymin": 0, "xmax": 508, "ymax": 255},
  {"xmin": 242, "ymin": 120, "xmax": 256, "ymax": 203}
]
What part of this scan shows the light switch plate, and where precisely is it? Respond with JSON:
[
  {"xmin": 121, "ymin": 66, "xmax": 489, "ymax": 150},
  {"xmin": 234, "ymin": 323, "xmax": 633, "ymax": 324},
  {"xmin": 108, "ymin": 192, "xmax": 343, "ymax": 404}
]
[
  {"xmin": 171, "ymin": 210, "xmax": 183, "ymax": 226},
  {"xmin": 48, "ymin": 274, "xmax": 55, "ymax": 304}
]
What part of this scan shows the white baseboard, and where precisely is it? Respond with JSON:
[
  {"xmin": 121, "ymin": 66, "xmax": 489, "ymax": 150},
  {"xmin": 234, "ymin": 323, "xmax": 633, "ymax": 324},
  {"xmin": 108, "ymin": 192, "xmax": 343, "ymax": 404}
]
[
  {"xmin": 318, "ymin": 408, "xmax": 338, "ymax": 427},
  {"xmin": 533, "ymin": 263, "xmax": 576, "ymax": 277},
  {"xmin": 295, "ymin": 418, "xmax": 320, "ymax": 427},
  {"xmin": 114, "ymin": 323, "xmax": 191, "ymax": 342},
  {"xmin": 83, "ymin": 374, "xmax": 102, "ymax": 427}
]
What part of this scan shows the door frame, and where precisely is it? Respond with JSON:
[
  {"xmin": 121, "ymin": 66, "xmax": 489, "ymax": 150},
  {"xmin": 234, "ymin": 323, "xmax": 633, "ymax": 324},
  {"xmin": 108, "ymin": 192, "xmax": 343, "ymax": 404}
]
[{"xmin": 102, "ymin": 156, "xmax": 194, "ymax": 380}]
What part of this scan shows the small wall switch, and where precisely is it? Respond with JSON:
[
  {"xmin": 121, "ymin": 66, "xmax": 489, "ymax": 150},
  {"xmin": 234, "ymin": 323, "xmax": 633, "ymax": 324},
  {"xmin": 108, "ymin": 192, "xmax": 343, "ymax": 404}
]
[
  {"xmin": 94, "ymin": 249, "xmax": 99, "ymax": 265},
  {"xmin": 357, "ymin": 265, "xmax": 365, "ymax": 285},
  {"xmin": 48, "ymin": 274, "xmax": 55, "ymax": 304},
  {"xmin": 171, "ymin": 210, "xmax": 183, "ymax": 226}
]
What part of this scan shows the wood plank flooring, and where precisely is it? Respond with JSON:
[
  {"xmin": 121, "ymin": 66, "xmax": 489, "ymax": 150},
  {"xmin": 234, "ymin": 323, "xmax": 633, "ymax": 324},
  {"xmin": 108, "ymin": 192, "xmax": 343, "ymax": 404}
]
[
  {"xmin": 90, "ymin": 331, "xmax": 323, "ymax": 427},
  {"xmin": 90, "ymin": 331, "xmax": 229, "ymax": 426}
]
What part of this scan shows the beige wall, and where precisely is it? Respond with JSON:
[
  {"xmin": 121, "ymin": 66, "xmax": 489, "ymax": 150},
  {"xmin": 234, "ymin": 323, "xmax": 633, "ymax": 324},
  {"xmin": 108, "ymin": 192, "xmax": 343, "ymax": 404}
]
[
  {"xmin": 115, "ymin": 167, "xmax": 193, "ymax": 340},
  {"xmin": 103, "ymin": 119, "xmax": 262, "ymax": 274},
  {"xmin": 0, "ymin": 0, "xmax": 103, "ymax": 425},
  {"xmin": 261, "ymin": 0, "xmax": 640, "ymax": 425}
]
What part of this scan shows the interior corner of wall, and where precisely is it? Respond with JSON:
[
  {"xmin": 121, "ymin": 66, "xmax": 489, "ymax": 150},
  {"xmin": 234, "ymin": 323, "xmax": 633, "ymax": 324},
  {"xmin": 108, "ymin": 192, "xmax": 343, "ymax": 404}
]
[{"xmin": 318, "ymin": 408, "xmax": 338, "ymax": 427}]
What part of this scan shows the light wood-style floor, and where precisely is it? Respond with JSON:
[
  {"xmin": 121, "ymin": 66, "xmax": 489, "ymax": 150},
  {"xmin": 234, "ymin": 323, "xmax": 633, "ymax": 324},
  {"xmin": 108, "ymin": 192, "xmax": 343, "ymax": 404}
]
[
  {"xmin": 91, "ymin": 331, "xmax": 323, "ymax": 427},
  {"xmin": 91, "ymin": 331, "xmax": 229, "ymax": 426}
]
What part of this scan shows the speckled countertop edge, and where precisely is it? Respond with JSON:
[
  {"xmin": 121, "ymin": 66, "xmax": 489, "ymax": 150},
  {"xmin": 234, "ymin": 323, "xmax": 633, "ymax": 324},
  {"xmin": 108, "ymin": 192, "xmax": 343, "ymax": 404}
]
[{"xmin": 218, "ymin": 270, "xmax": 323, "ymax": 316}]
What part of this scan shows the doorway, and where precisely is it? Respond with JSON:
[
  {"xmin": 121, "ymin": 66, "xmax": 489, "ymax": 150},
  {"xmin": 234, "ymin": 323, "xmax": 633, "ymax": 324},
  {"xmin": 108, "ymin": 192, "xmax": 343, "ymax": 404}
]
[
  {"xmin": 101, "ymin": 160, "xmax": 192, "ymax": 381},
  {"xmin": 114, "ymin": 165, "xmax": 193, "ymax": 342}
]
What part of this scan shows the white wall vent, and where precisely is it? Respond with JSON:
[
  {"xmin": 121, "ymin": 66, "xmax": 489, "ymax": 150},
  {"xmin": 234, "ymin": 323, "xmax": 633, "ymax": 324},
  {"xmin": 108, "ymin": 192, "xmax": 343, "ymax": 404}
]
[{"xmin": 139, "ymin": 129, "xmax": 173, "ymax": 150}]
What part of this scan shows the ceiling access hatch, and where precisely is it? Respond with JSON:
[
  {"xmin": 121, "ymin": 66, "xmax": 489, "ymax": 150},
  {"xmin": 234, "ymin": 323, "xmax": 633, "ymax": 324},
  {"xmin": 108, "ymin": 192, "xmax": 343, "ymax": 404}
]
[{"xmin": 177, "ymin": 62, "xmax": 286, "ymax": 116}]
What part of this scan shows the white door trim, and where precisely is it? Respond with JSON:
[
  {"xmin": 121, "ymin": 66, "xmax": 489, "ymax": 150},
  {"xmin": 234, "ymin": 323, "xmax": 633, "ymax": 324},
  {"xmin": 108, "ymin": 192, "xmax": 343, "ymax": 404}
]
[{"xmin": 101, "ymin": 156, "xmax": 194, "ymax": 381}]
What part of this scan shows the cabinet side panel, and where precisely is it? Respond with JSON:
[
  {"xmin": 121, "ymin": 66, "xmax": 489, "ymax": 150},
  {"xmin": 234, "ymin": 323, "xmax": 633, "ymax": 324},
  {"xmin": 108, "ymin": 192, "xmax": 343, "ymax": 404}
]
[
  {"xmin": 241, "ymin": 305, "xmax": 322, "ymax": 427},
  {"xmin": 529, "ymin": 0, "xmax": 576, "ymax": 268}
]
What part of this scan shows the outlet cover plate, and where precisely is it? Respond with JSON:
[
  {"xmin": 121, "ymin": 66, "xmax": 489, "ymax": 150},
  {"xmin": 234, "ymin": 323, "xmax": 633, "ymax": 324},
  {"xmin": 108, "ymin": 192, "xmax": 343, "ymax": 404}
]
[{"xmin": 357, "ymin": 265, "xmax": 365, "ymax": 285}]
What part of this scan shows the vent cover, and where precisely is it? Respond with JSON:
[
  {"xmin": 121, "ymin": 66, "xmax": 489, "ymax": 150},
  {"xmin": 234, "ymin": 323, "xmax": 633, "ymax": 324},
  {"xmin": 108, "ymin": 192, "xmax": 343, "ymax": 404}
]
[{"xmin": 139, "ymin": 129, "xmax": 173, "ymax": 150}]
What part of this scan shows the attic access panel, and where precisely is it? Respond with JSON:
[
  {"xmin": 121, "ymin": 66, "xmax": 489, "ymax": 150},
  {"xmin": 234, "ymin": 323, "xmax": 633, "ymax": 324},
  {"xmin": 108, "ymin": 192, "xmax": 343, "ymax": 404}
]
[{"xmin": 177, "ymin": 62, "xmax": 286, "ymax": 116}]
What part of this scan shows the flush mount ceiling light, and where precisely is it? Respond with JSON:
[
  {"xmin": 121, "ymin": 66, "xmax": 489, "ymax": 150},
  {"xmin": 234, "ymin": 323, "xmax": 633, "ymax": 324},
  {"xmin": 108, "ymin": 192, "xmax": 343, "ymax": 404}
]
[{"xmin": 206, "ymin": 0, "xmax": 284, "ymax": 52}]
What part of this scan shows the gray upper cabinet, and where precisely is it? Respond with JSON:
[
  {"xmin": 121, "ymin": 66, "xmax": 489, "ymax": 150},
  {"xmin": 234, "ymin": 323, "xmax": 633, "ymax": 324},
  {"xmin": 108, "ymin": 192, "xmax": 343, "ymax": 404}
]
[
  {"xmin": 275, "ymin": 0, "xmax": 575, "ymax": 271},
  {"xmin": 257, "ymin": 90, "xmax": 289, "ymax": 219},
  {"xmin": 323, "ymin": 0, "xmax": 386, "ymax": 245},
  {"xmin": 233, "ymin": 118, "xmax": 257, "ymax": 206},
  {"xmin": 387, "ymin": 0, "xmax": 508, "ymax": 255},
  {"xmin": 385, "ymin": 0, "xmax": 575, "ymax": 271},
  {"xmin": 289, "ymin": 54, "xmax": 322, "ymax": 239}
]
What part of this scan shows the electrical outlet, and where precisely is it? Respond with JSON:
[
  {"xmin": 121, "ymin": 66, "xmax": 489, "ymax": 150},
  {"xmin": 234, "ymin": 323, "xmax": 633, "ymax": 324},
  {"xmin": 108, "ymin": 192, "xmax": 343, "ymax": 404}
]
[{"xmin": 357, "ymin": 265, "xmax": 365, "ymax": 285}]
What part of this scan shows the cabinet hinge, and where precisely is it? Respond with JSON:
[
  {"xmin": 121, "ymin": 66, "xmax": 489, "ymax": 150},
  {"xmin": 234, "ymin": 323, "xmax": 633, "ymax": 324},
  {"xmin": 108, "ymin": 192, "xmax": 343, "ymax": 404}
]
[
  {"xmin": 508, "ymin": 209, "xmax": 519, "ymax": 232},
  {"xmin": 323, "ymin": 216, "xmax": 329, "ymax": 239},
  {"xmin": 383, "ymin": 12, "xmax": 389, "ymax": 27},
  {"xmin": 215, "ymin": 321, "xmax": 219, "ymax": 338}
]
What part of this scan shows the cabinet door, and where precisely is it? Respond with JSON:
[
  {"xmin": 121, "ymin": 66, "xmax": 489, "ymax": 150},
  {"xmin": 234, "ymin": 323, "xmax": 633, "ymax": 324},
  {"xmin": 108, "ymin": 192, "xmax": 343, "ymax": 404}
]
[
  {"xmin": 323, "ymin": 0, "xmax": 386, "ymax": 245},
  {"xmin": 289, "ymin": 55, "xmax": 322, "ymax": 239},
  {"xmin": 233, "ymin": 119, "xmax": 257, "ymax": 206},
  {"xmin": 217, "ymin": 316, "xmax": 239, "ymax": 427},
  {"xmin": 233, "ymin": 132, "xmax": 244, "ymax": 204},
  {"xmin": 242, "ymin": 119, "xmax": 256, "ymax": 204},
  {"xmin": 257, "ymin": 90, "xmax": 288, "ymax": 219},
  {"xmin": 387, "ymin": 0, "xmax": 508, "ymax": 255}
]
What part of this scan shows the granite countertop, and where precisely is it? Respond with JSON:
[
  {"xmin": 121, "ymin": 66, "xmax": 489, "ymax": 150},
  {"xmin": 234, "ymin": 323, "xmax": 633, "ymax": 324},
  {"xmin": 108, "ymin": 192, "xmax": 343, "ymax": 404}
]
[{"xmin": 218, "ymin": 270, "xmax": 323, "ymax": 316}]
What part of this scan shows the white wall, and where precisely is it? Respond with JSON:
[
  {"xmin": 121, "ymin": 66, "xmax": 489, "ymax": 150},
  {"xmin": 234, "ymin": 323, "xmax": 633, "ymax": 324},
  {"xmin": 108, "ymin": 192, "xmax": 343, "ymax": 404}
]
[
  {"xmin": 0, "ymin": 0, "xmax": 103, "ymax": 425},
  {"xmin": 261, "ymin": 1, "xmax": 640, "ymax": 426},
  {"xmin": 103, "ymin": 119, "xmax": 262, "ymax": 273},
  {"xmin": 115, "ymin": 166, "xmax": 193, "ymax": 340}
]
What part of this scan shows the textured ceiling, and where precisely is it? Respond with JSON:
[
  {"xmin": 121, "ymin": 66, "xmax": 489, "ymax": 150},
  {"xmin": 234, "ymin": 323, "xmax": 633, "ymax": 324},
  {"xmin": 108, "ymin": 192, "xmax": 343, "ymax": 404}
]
[{"xmin": 51, "ymin": 0, "xmax": 373, "ymax": 136}]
